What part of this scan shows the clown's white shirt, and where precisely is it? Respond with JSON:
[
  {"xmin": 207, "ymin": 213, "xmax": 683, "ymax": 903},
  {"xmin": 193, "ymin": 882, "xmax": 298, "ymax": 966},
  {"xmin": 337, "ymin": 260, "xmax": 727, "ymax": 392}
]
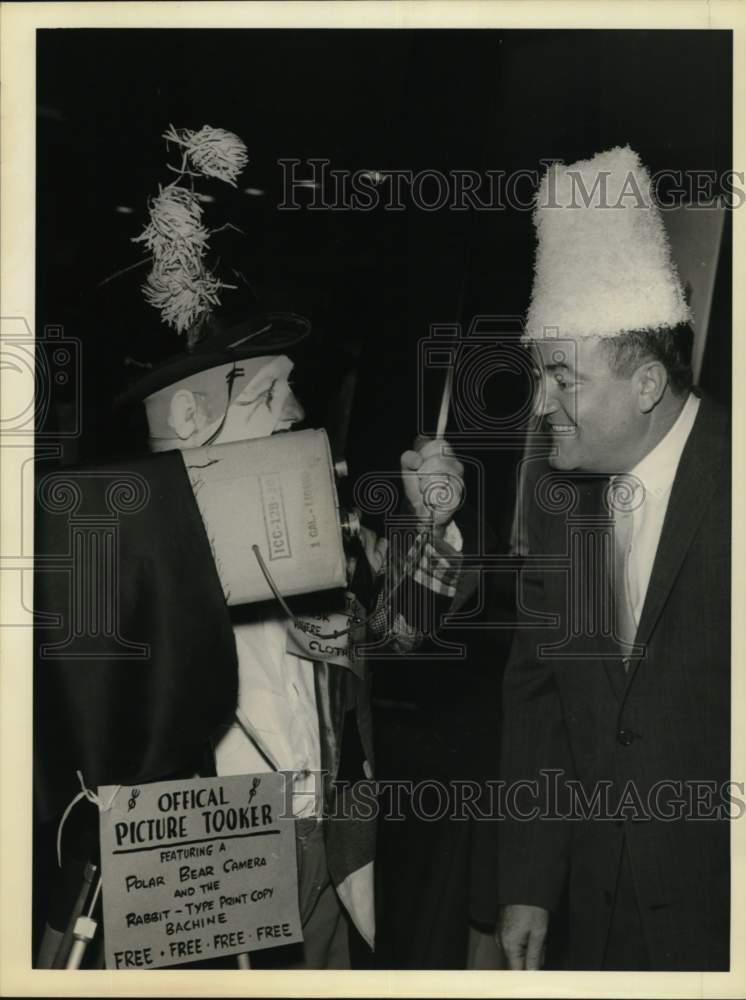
[{"xmin": 210, "ymin": 616, "xmax": 321, "ymax": 819}]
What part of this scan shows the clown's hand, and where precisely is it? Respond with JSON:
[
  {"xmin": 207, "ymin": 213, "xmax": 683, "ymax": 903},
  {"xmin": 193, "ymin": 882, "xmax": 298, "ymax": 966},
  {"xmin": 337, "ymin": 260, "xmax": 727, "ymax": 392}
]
[
  {"xmin": 400, "ymin": 436, "xmax": 464, "ymax": 537},
  {"xmin": 358, "ymin": 524, "xmax": 388, "ymax": 576}
]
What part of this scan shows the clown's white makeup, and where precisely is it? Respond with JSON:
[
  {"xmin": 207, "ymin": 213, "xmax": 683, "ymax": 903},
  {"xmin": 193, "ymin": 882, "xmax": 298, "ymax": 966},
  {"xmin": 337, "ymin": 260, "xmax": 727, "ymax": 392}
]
[
  {"xmin": 209, "ymin": 356, "xmax": 304, "ymax": 444},
  {"xmin": 144, "ymin": 354, "xmax": 305, "ymax": 451}
]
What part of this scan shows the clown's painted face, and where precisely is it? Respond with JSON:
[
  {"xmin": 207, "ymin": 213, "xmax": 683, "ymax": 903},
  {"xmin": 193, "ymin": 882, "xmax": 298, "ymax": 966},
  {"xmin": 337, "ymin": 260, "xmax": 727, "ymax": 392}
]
[
  {"xmin": 216, "ymin": 356, "xmax": 305, "ymax": 444},
  {"xmin": 146, "ymin": 355, "xmax": 305, "ymax": 451}
]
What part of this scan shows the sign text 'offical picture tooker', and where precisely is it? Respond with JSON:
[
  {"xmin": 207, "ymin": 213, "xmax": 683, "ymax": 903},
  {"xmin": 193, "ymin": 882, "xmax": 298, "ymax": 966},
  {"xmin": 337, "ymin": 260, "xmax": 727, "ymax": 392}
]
[{"xmin": 98, "ymin": 773, "xmax": 301, "ymax": 969}]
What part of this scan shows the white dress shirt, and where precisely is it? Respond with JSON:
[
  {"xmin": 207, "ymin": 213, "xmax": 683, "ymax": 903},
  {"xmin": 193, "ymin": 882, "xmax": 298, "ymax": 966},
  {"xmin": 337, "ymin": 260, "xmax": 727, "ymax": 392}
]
[
  {"xmin": 211, "ymin": 618, "xmax": 322, "ymax": 819},
  {"xmin": 616, "ymin": 391, "xmax": 700, "ymax": 628}
]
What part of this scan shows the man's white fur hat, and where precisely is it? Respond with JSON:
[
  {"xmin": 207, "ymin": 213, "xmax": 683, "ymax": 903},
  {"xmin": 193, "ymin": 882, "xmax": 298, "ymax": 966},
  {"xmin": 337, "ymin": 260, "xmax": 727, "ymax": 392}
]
[{"xmin": 524, "ymin": 145, "xmax": 691, "ymax": 340}]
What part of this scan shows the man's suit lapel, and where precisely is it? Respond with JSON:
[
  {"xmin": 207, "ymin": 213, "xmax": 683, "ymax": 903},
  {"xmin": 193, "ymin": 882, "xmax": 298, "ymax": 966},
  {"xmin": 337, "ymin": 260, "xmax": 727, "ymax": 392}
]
[
  {"xmin": 626, "ymin": 395, "xmax": 727, "ymax": 679},
  {"xmin": 544, "ymin": 474, "xmax": 627, "ymax": 701}
]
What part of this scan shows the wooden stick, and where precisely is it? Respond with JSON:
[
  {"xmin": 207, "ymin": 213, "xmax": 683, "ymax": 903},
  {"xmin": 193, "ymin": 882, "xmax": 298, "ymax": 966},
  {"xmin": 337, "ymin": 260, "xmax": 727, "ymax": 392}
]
[{"xmin": 435, "ymin": 364, "xmax": 454, "ymax": 441}]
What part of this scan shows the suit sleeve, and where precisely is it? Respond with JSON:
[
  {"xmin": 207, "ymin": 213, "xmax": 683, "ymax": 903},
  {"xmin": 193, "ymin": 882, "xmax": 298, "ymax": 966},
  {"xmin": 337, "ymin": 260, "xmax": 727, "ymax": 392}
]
[
  {"xmin": 34, "ymin": 451, "xmax": 238, "ymax": 825},
  {"xmin": 495, "ymin": 509, "xmax": 575, "ymax": 913}
]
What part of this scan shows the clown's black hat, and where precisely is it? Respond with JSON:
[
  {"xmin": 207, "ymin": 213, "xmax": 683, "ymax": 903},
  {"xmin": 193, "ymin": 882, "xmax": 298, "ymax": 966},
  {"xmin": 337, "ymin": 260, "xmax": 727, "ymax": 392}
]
[{"xmin": 114, "ymin": 310, "xmax": 310, "ymax": 410}]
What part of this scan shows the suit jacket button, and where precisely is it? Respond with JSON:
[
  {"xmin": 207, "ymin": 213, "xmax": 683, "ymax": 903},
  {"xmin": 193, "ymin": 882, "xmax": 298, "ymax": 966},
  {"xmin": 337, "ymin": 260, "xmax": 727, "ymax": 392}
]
[{"xmin": 616, "ymin": 728, "xmax": 635, "ymax": 746}]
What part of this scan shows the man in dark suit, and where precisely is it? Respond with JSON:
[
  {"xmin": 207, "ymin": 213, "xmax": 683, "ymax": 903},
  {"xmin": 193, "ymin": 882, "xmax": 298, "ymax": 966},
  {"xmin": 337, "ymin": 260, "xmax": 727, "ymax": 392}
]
[{"xmin": 494, "ymin": 146, "xmax": 730, "ymax": 971}]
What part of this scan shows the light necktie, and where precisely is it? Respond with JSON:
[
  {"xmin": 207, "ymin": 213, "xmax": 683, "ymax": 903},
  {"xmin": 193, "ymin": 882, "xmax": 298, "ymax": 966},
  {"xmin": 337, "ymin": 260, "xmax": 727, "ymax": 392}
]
[{"xmin": 610, "ymin": 475, "xmax": 638, "ymax": 668}]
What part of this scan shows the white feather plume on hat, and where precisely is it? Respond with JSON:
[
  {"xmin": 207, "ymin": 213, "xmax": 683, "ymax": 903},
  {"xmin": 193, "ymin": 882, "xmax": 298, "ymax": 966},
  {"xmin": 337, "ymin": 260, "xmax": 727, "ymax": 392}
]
[{"xmin": 524, "ymin": 145, "xmax": 691, "ymax": 340}]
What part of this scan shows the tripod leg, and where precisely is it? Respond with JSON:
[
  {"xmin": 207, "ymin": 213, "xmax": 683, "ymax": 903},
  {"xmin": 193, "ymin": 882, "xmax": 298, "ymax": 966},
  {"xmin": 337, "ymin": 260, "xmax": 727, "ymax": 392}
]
[{"xmin": 51, "ymin": 862, "xmax": 98, "ymax": 969}]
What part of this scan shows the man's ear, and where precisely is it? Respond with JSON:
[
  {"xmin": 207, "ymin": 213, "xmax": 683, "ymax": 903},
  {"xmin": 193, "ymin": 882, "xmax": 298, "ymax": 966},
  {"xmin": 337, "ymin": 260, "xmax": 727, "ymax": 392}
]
[
  {"xmin": 634, "ymin": 360, "xmax": 668, "ymax": 413},
  {"xmin": 167, "ymin": 389, "xmax": 201, "ymax": 440}
]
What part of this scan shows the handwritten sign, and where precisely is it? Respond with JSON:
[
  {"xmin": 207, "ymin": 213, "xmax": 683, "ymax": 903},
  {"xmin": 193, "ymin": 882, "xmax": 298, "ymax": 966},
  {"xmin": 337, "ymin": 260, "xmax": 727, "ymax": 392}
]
[
  {"xmin": 98, "ymin": 773, "xmax": 301, "ymax": 969},
  {"xmin": 287, "ymin": 591, "xmax": 366, "ymax": 677}
]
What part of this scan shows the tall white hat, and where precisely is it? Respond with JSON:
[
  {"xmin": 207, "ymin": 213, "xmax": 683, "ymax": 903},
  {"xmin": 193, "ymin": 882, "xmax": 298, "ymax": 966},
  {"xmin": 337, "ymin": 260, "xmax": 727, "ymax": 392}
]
[{"xmin": 524, "ymin": 145, "xmax": 691, "ymax": 340}]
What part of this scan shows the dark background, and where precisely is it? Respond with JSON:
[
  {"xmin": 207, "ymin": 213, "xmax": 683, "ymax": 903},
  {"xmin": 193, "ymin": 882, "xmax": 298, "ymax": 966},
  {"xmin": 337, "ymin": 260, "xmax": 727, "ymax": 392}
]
[
  {"xmin": 37, "ymin": 28, "xmax": 732, "ymax": 527},
  {"xmin": 36, "ymin": 28, "xmax": 732, "ymax": 968}
]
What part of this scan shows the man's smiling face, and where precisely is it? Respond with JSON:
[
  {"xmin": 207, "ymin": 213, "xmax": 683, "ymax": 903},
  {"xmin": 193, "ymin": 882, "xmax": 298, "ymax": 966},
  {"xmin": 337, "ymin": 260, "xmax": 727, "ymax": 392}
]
[{"xmin": 531, "ymin": 336, "xmax": 646, "ymax": 474}]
